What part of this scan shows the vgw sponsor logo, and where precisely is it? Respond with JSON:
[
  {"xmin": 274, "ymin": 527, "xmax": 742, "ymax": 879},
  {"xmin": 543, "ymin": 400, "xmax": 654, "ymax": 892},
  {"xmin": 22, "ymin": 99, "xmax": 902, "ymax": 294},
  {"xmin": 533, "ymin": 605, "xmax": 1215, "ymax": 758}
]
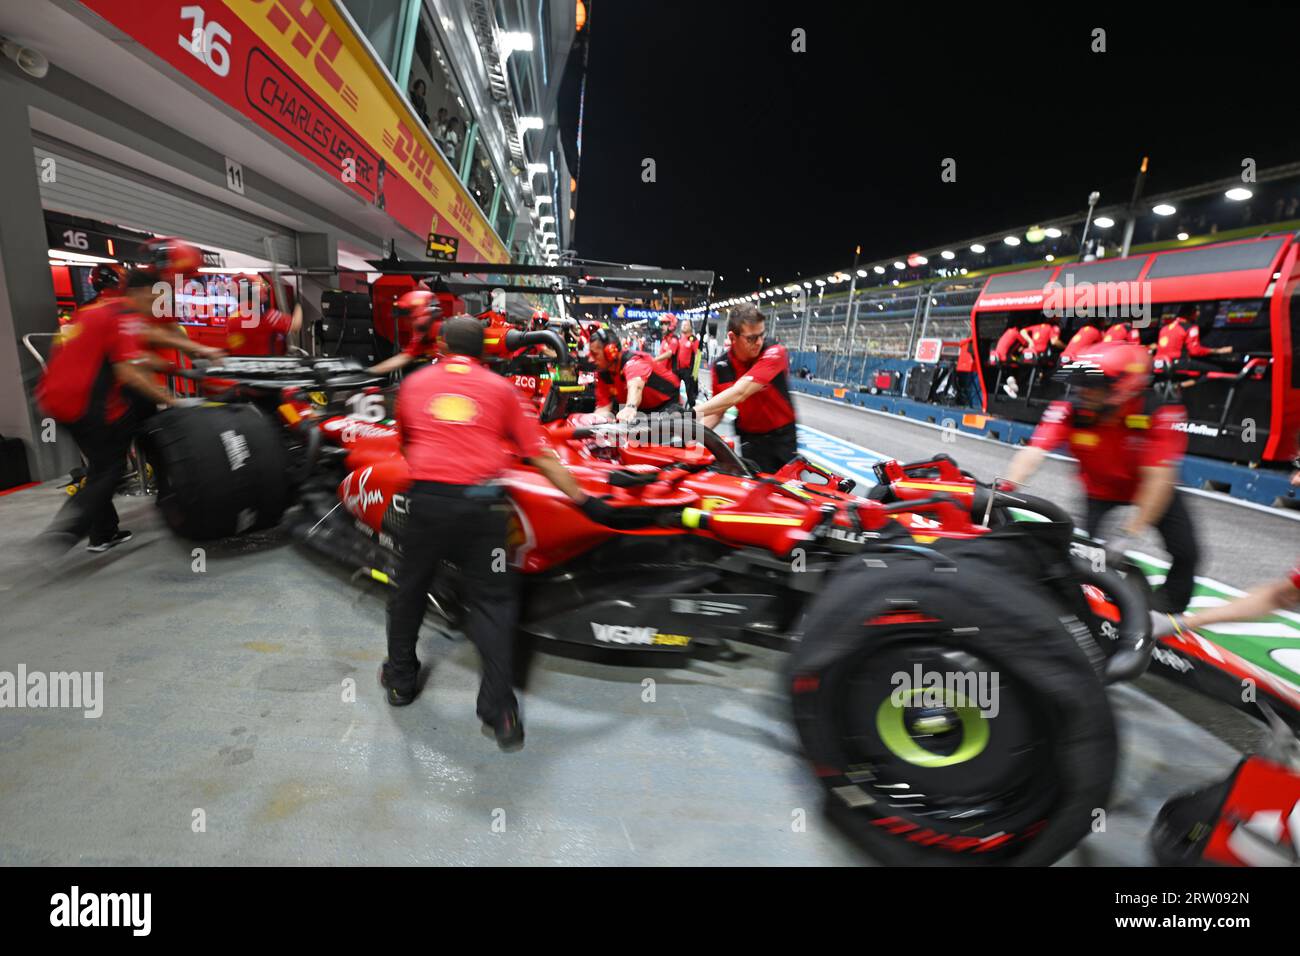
[
  {"xmin": 590, "ymin": 623, "xmax": 689, "ymax": 647},
  {"xmin": 0, "ymin": 666, "xmax": 103, "ymax": 718},
  {"xmin": 889, "ymin": 664, "xmax": 1000, "ymax": 718},
  {"xmin": 50, "ymin": 886, "xmax": 150, "ymax": 936}
]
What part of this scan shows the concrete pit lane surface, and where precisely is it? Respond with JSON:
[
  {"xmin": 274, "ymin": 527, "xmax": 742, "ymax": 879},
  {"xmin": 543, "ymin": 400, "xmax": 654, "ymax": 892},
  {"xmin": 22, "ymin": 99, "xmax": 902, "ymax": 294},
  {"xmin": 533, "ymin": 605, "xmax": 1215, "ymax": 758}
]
[{"xmin": 0, "ymin": 398, "xmax": 1290, "ymax": 865}]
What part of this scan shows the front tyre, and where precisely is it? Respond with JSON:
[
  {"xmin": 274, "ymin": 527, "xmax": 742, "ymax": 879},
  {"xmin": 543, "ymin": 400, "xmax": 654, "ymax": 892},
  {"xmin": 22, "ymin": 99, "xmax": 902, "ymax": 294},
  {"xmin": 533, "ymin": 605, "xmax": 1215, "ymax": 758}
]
[{"xmin": 789, "ymin": 550, "xmax": 1117, "ymax": 865}]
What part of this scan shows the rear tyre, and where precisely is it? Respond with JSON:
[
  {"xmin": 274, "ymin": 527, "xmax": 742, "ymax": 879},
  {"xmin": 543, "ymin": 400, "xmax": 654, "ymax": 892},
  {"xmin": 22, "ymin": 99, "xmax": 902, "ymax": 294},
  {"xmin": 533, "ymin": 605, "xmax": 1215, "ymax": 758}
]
[
  {"xmin": 789, "ymin": 548, "xmax": 1116, "ymax": 865},
  {"xmin": 142, "ymin": 404, "xmax": 290, "ymax": 540}
]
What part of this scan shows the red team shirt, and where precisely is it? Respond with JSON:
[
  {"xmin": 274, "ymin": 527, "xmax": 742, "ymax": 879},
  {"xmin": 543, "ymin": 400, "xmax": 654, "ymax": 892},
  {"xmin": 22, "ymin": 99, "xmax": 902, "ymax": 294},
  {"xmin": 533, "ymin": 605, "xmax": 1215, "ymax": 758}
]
[
  {"xmin": 993, "ymin": 327, "xmax": 1024, "ymax": 362},
  {"xmin": 595, "ymin": 351, "xmax": 681, "ymax": 411},
  {"xmin": 1030, "ymin": 398, "xmax": 1188, "ymax": 501},
  {"xmin": 1102, "ymin": 323, "xmax": 1136, "ymax": 344},
  {"xmin": 402, "ymin": 318, "xmax": 444, "ymax": 360},
  {"xmin": 396, "ymin": 354, "xmax": 547, "ymax": 483},
  {"xmin": 1022, "ymin": 322, "xmax": 1060, "ymax": 356},
  {"xmin": 712, "ymin": 343, "xmax": 795, "ymax": 434},
  {"xmin": 1061, "ymin": 324, "xmax": 1102, "ymax": 361},
  {"xmin": 225, "ymin": 307, "xmax": 295, "ymax": 355},
  {"xmin": 36, "ymin": 298, "xmax": 145, "ymax": 424},
  {"xmin": 675, "ymin": 335, "xmax": 697, "ymax": 373},
  {"xmin": 1155, "ymin": 316, "xmax": 1214, "ymax": 363}
]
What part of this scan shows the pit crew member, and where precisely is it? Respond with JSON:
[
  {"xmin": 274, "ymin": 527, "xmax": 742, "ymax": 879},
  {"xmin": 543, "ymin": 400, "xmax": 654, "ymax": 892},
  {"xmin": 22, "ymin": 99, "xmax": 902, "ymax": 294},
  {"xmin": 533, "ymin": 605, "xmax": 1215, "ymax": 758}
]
[
  {"xmin": 225, "ymin": 276, "xmax": 302, "ymax": 356},
  {"xmin": 1003, "ymin": 341, "xmax": 1199, "ymax": 613},
  {"xmin": 676, "ymin": 321, "xmax": 700, "ymax": 408},
  {"xmin": 132, "ymin": 238, "xmax": 226, "ymax": 364},
  {"xmin": 367, "ymin": 289, "xmax": 441, "ymax": 376},
  {"xmin": 89, "ymin": 263, "xmax": 126, "ymax": 301},
  {"xmin": 590, "ymin": 327, "xmax": 682, "ymax": 423},
  {"xmin": 990, "ymin": 322, "xmax": 1025, "ymax": 397},
  {"xmin": 655, "ymin": 313, "xmax": 680, "ymax": 365},
  {"xmin": 695, "ymin": 303, "xmax": 797, "ymax": 474},
  {"xmin": 35, "ymin": 268, "xmax": 180, "ymax": 554},
  {"xmin": 1152, "ymin": 304, "xmax": 1233, "ymax": 374},
  {"xmin": 1020, "ymin": 319, "xmax": 1064, "ymax": 361},
  {"xmin": 1060, "ymin": 320, "xmax": 1102, "ymax": 362},
  {"xmin": 383, "ymin": 316, "xmax": 612, "ymax": 749}
]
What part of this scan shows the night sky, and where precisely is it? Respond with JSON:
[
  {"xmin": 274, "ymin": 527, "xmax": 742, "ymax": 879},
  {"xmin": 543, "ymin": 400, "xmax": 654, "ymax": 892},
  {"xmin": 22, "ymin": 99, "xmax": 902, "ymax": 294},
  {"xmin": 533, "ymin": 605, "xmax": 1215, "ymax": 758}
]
[{"xmin": 559, "ymin": 3, "xmax": 1300, "ymax": 297}]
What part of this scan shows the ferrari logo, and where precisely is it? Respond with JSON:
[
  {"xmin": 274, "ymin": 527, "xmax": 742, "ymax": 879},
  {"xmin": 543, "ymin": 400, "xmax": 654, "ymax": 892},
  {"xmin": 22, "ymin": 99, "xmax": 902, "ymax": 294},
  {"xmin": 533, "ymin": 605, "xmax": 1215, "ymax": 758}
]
[
  {"xmin": 429, "ymin": 393, "xmax": 476, "ymax": 423},
  {"xmin": 1072, "ymin": 432, "xmax": 1100, "ymax": 447}
]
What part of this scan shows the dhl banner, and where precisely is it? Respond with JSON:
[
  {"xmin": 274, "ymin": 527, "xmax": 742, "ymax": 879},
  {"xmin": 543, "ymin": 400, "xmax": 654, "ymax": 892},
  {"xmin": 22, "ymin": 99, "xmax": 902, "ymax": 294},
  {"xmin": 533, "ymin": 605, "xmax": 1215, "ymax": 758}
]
[{"xmin": 78, "ymin": 0, "xmax": 508, "ymax": 264}]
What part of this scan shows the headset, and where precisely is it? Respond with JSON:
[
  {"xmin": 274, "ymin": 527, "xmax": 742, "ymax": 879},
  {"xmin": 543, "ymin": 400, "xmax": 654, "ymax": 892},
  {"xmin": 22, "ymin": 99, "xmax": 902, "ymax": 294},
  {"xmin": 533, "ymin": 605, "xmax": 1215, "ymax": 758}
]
[{"xmin": 589, "ymin": 326, "xmax": 623, "ymax": 365}]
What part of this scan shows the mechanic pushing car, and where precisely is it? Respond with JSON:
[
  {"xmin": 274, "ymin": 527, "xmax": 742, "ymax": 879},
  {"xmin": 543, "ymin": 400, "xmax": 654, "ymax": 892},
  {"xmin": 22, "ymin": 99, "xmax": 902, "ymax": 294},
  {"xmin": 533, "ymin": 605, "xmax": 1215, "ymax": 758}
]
[
  {"xmin": 131, "ymin": 238, "xmax": 227, "ymax": 365},
  {"xmin": 694, "ymin": 303, "xmax": 798, "ymax": 474},
  {"xmin": 34, "ymin": 259, "xmax": 181, "ymax": 554},
  {"xmin": 224, "ymin": 276, "xmax": 303, "ymax": 356},
  {"xmin": 366, "ymin": 289, "xmax": 442, "ymax": 376},
  {"xmin": 383, "ymin": 314, "xmax": 613, "ymax": 749},
  {"xmin": 589, "ymin": 326, "xmax": 682, "ymax": 422},
  {"xmin": 1003, "ymin": 341, "xmax": 1200, "ymax": 614}
]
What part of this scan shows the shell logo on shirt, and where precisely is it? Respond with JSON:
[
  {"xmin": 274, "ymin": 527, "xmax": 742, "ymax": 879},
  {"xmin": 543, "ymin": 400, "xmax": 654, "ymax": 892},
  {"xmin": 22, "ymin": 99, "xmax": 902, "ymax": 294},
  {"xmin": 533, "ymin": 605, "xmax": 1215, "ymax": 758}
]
[{"xmin": 429, "ymin": 393, "xmax": 477, "ymax": 423}]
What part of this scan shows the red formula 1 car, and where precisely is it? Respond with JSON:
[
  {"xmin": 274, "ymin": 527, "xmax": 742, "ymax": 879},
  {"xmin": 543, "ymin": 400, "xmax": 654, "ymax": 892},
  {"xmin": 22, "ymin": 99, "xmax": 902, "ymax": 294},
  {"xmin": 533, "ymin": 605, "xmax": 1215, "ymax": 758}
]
[{"xmin": 141, "ymin": 336, "xmax": 1155, "ymax": 866}]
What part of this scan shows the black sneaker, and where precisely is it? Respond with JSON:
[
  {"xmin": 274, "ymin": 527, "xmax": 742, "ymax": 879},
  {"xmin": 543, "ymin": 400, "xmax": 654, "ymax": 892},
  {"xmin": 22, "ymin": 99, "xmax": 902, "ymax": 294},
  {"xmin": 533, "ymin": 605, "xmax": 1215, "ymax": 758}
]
[
  {"xmin": 87, "ymin": 530, "xmax": 133, "ymax": 553},
  {"xmin": 488, "ymin": 709, "xmax": 525, "ymax": 752},
  {"xmin": 378, "ymin": 663, "xmax": 417, "ymax": 706}
]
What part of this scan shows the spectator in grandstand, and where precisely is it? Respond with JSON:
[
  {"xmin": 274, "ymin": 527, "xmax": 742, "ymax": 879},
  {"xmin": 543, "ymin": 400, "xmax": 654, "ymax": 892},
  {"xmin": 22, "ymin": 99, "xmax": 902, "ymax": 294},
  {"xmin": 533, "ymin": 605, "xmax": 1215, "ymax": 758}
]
[
  {"xmin": 433, "ymin": 107, "xmax": 449, "ymax": 140},
  {"xmin": 1060, "ymin": 320, "xmax": 1103, "ymax": 362},
  {"xmin": 409, "ymin": 79, "xmax": 430, "ymax": 127},
  {"xmin": 1003, "ymin": 342, "xmax": 1199, "ymax": 614}
]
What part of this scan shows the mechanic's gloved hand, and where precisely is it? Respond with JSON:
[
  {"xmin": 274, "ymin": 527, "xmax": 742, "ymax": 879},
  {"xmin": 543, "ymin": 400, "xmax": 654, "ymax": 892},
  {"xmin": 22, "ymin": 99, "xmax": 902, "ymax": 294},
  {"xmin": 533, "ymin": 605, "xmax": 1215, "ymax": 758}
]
[
  {"xmin": 615, "ymin": 405, "xmax": 638, "ymax": 424},
  {"xmin": 1150, "ymin": 610, "xmax": 1186, "ymax": 640},
  {"xmin": 579, "ymin": 495, "xmax": 620, "ymax": 526},
  {"xmin": 579, "ymin": 495, "xmax": 667, "ymax": 530},
  {"xmin": 1104, "ymin": 535, "xmax": 1133, "ymax": 569},
  {"xmin": 993, "ymin": 478, "xmax": 1018, "ymax": 493}
]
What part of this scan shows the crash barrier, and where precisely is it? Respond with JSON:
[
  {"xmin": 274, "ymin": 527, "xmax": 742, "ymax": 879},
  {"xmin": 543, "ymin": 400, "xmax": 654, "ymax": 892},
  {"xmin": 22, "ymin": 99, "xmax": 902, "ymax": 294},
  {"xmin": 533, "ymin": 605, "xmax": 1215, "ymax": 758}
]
[{"xmin": 790, "ymin": 377, "xmax": 1300, "ymax": 510}]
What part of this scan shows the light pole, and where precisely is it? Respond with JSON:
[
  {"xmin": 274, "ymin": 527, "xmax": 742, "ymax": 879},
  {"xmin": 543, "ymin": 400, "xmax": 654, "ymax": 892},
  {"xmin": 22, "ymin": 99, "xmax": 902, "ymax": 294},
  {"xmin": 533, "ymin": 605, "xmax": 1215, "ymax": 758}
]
[{"xmin": 1077, "ymin": 190, "xmax": 1102, "ymax": 261}]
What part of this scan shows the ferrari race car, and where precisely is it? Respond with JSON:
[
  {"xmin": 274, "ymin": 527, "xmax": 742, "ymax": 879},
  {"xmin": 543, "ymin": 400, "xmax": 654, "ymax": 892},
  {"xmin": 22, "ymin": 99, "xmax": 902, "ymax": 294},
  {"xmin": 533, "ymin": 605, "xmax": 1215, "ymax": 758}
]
[{"xmin": 140, "ymin": 337, "xmax": 1163, "ymax": 866}]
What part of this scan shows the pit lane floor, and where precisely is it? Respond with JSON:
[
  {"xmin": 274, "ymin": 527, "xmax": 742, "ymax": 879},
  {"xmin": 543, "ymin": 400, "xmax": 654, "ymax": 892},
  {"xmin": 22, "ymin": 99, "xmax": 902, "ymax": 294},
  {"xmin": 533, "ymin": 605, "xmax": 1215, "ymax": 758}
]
[{"xmin": 0, "ymin": 398, "xmax": 1280, "ymax": 865}]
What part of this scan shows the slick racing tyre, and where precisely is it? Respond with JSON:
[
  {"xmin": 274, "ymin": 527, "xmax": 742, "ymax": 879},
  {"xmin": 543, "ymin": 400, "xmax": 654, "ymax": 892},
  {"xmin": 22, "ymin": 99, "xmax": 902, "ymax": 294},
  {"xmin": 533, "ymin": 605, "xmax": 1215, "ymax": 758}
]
[
  {"xmin": 788, "ymin": 545, "xmax": 1117, "ymax": 866},
  {"xmin": 143, "ymin": 404, "xmax": 290, "ymax": 540}
]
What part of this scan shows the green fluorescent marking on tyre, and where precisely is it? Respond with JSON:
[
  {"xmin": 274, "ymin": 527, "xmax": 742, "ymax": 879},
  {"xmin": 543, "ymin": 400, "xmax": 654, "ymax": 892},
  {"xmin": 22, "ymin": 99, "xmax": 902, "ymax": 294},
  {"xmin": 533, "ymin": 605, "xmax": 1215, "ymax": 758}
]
[{"xmin": 875, "ymin": 689, "xmax": 990, "ymax": 767}]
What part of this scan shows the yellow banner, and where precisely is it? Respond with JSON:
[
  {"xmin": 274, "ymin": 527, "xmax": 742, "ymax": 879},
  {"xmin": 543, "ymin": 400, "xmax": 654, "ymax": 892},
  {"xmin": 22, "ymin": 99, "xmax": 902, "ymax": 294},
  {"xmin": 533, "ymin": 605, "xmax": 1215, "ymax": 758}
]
[{"xmin": 230, "ymin": 0, "xmax": 507, "ymax": 263}]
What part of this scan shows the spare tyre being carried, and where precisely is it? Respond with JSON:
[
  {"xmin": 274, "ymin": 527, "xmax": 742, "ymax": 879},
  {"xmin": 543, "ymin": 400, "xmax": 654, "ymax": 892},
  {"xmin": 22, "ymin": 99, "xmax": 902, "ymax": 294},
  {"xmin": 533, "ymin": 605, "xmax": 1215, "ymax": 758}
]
[
  {"xmin": 142, "ymin": 404, "xmax": 290, "ymax": 540},
  {"xmin": 788, "ymin": 526, "xmax": 1118, "ymax": 866}
]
